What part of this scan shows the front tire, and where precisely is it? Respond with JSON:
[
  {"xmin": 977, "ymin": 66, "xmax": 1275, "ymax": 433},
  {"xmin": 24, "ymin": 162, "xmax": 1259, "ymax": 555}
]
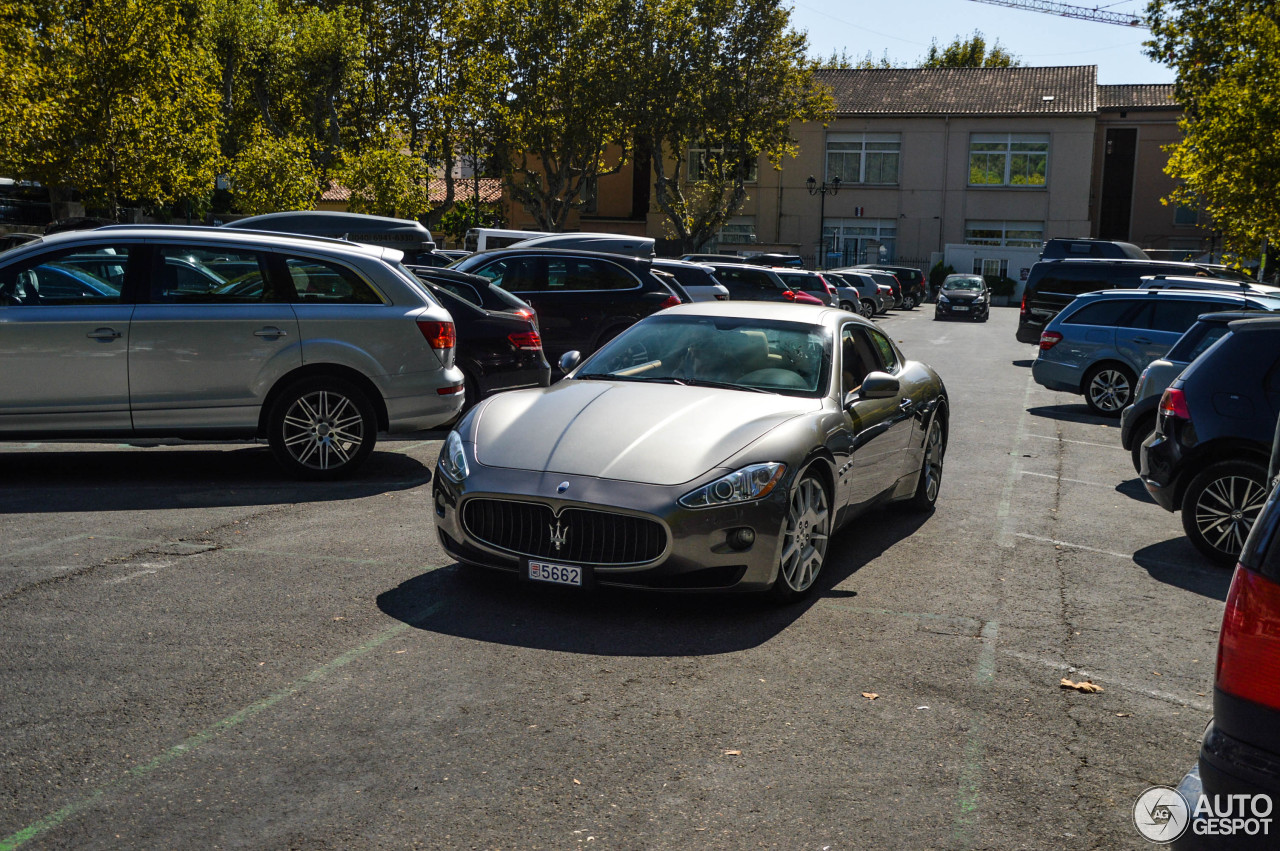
[
  {"xmin": 770, "ymin": 472, "xmax": 831, "ymax": 603},
  {"xmin": 1082, "ymin": 363, "xmax": 1136, "ymax": 417},
  {"xmin": 1181, "ymin": 460, "xmax": 1269, "ymax": 565},
  {"xmin": 907, "ymin": 411, "xmax": 946, "ymax": 511},
  {"xmin": 268, "ymin": 376, "xmax": 377, "ymax": 480}
]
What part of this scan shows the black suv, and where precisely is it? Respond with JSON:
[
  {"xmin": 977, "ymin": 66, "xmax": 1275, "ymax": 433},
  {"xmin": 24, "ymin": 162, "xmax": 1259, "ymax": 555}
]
[
  {"xmin": 450, "ymin": 248, "xmax": 680, "ymax": 367},
  {"xmin": 1016, "ymin": 259, "xmax": 1232, "ymax": 344},
  {"xmin": 1141, "ymin": 316, "xmax": 1280, "ymax": 564},
  {"xmin": 1039, "ymin": 238, "xmax": 1148, "ymax": 260},
  {"xmin": 851, "ymin": 264, "xmax": 926, "ymax": 308}
]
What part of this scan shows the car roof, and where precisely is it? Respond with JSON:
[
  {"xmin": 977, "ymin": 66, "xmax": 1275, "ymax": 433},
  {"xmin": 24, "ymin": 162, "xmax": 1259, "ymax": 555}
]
[
  {"xmin": 1070, "ymin": 289, "xmax": 1280, "ymax": 311},
  {"xmin": 661, "ymin": 300, "xmax": 845, "ymax": 324},
  {"xmin": 8, "ymin": 225, "xmax": 399, "ymax": 262},
  {"xmin": 458, "ymin": 246, "xmax": 650, "ymax": 264},
  {"xmin": 1228, "ymin": 316, "xmax": 1280, "ymax": 333}
]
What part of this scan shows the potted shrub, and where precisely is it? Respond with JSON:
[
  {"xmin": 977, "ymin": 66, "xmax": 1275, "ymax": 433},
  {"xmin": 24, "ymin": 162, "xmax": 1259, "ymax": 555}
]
[{"xmin": 985, "ymin": 274, "xmax": 1017, "ymax": 306}]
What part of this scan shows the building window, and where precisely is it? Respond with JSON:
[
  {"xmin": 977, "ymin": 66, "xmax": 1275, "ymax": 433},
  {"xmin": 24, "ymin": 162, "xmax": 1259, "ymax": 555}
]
[
  {"xmin": 717, "ymin": 217, "xmax": 757, "ymax": 245},
  {"xmin": 968, "ymin": 133, "xmax": 1049, "ymax": 187},
  {"xmin": 687, "ymin": 148, "xmax": 757, "ymax": 183},
  {"xmin": 1174, "ymin": 204, "xmax": 1199, "ymax": 226},
  {"xmin": 973, "ymin": 258, "xmax": 1009, "ymax": 277},
  {"xmin": 822, "ymin": 218, "xmax": 897, "ymax": 265},
  {"xmin": 826, "ymin": 134, "xmax": 900, "ymax": 185},
  {"xmin": 965, "ymin": 220, "xmax": 1044, "ymax": 247}
]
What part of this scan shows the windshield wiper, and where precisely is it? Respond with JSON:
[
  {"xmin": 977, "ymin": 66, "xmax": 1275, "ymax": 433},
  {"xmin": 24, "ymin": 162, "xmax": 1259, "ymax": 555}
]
[
  {"xmin": 682, "ymin": 378, "xmax": 777, "ymax": 394},
  {"xmin": 575, "ymin": 373, "xmax": 687, "ymax": 385}
]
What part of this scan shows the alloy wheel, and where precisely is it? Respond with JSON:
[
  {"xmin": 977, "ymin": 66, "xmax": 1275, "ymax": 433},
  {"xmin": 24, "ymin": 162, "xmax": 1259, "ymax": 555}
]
[
  {"xmin": 1193, "ymin": 474, "xmax": 1267, "ymax": 558},
  {"xmin": 280, "ymin": 390, "xmax": 366, "ymax": 471},
  {"xmin": 1087, "ymin": 368, "xmax": 1132, "ymax": 413},
  {"xmin": 921, "ymin": 417, "xmax": 944, "ymax": 503},
  {"xmin": 779, "ymin": 476, "xmax": 829, "ymax": 593}
]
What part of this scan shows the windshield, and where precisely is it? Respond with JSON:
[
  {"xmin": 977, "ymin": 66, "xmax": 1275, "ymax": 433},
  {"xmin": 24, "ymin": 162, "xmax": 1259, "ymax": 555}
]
[
  {"xmin": 943, "ymin": 277, "xmax": 984, "ymax": 291},
  {"xmin": 576, "ymin": 314, "xmax": 831, "ymax": 397}
]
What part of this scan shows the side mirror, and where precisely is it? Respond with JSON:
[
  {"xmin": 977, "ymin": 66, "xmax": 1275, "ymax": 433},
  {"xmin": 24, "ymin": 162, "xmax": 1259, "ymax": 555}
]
[
  {"xmin": 846, "ymin": 371, "xmax": 900, "ymax": 406},
  {"xmin": 559, "ymin": 351, "xmax": 582, "ymax": 373}
]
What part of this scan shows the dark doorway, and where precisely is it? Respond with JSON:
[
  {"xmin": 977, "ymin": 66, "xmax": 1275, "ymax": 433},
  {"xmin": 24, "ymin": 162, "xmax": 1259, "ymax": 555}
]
[{"xmin": 1098, "ymin": 128, "xmax": 1137, "ymax": 241}]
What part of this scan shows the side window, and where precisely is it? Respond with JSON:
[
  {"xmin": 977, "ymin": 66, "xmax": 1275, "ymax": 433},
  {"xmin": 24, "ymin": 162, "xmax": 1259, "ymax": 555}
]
[
  {"xmin": 151, "ymin": 246, "xmax": 270, "ymax": 303},
  {"xmin": 841, "ymin": 325, "xmax": 882, "ymax": 395},
  {"xmin": 284, "ymin": 256, "xmax": 382, "ymax": 304},
  {"xmin": 1064, "ymin": 299, "xmax": 1137, "ymax": 327},
  {"xmin": 1136, "ymin": 299, "xmax": 1226, "ymax": 333},
  {"xmin": 433, "ymin": 280, "xmax": 482, "ymax": 306},
  {"xmin": 866, "ymin": 328, "xmax": 899, "ymax": 372},
  {"xmin": 567, "ymin": 258, "xmax": 638, "ymax": 290},
  {"xmin": 0, "ymin": 244, "xmax": 130, "ymax": 305},
  {"xmin": 479, "ymin": 258, "xmax": 542, "ymax": 292}
]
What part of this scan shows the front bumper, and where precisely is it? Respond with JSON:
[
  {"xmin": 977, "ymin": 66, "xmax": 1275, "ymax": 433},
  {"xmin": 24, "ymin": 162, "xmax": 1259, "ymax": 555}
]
[
  {"xmin": 933, "ymin": 300, "xmax": 989, "ymax": 319},
  {"xmin": 431, "ymin": 463, "xmax": 791, "ymax": 592}
]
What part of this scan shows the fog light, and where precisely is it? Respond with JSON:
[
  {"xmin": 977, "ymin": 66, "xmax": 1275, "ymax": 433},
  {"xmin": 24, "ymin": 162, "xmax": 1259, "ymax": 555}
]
[
  {"xmin": 435, "ymin": 491, "xmax": 447, "ymax": 518},
  {"xmin": 727, "ymin": 528, "xmax": 756, "ymax": 551}
]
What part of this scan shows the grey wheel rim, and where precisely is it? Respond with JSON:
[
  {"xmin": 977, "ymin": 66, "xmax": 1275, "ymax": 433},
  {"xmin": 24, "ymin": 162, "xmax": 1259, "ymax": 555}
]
[
  {"xmin": 281, "ymin": 390, "xmax": 365, "ymax": 470},
  {"xmin": 779, "ymin": 477, "xmax": 829, "ymax": 592},
  {"xmin": 922, "ymin": 417, "xmax": 944, "ymax": 502},
  {"xmin": 861, "ymin": 301, "xmax": 874, "ymax": 319},
  {"xmin": 1087, "ymin": 369, "xmax": 1131, "ymax": 412},
  {"xmin": 1194, "ymin": 474, "xmax": 1267, "ymax": 556}
]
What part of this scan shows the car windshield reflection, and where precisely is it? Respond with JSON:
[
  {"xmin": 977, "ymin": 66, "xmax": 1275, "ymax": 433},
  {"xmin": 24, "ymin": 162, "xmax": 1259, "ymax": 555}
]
[
  {"xmin": 574, "ymin": 315, "xmax": 831, "ymax": 397},
  {"xmin": 944, "ymin": 279, "xmax": 984, "ymax": 291}
]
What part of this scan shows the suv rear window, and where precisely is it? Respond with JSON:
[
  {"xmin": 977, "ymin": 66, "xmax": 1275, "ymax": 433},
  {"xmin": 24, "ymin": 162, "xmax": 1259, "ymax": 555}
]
[
  {"xmin": 1167, "ymin": 321, "xmax": 1232, "ymax": 362},
  {"xmin": 1127, "ymin": 298, "xmax": 1235, "ymax": 333}
]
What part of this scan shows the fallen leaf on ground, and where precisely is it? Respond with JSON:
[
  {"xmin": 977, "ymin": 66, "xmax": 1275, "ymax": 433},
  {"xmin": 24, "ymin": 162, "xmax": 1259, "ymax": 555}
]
[
  {"xmin": 862, "ymin": 692, "xmax": 880, "ymax": 700},
  {"xmin": 723, "ymin": 749, "xmax": 741, "ymax": 756},
  {"xmin": 1116, "ymin": 713, "xmax": 1132, "ymax": 717},
  {"xmin": 1060, "ymin": 678, "xmax": 1103, "ymax": 693},
  {"xmin": 573, "ymin": 779, "xmax": 581, "ymax": 785}
]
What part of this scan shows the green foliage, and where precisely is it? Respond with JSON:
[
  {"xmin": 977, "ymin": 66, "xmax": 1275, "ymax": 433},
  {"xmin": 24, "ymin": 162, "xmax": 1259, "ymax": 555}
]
[
  {"xmin": 1147, "ymin": 1, "xmax": 1280, "ymax": 255},
  {"xmin": 227, "ymin": 128, "xmax": 320, "ymax": 215},
  {"xmin": 815, "ymin": 48, "xmax": 895, "ymax": 70},
  {"xmin": 985, "ymin": 275, "xmax": 1017, "ymax": 297},
  {"xmin": 929, "ymin": 261, "xmax": 956, "ymax": 289},
  {"xmin": 921, "ymin": 31, "xmax": 1020, "ymax": 68},
  {"xmin": 437, "ymin": 198, "xmax": 504, "ymax": 244},
  {"xmin": 338, "ymin": 125, "xmax": 431, "ymax": 219},
  {"xmin": 0, "ymin": 0, "xmax": 223, "ymax": 216}
]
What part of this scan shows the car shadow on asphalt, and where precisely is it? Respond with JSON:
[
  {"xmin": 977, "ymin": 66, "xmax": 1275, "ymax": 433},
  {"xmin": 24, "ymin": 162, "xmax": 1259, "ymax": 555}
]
[
  {"xmin": 1027, "ymin": 404, "xmax": 1121, "ymax": 428},
  {"xmin": 1133, "ymin": 538, "xmax": 1233, "ymax": 601},
  {"xmin": 1116, "ymin": 478, "xmax": 1157, "ymax": 504},
  {"xmin": 0, "ymin": 445, "xmax": 430, "ymax": 513},
  {"xmin": 376, "ymin": 506, "xmax": 931, "ymax": 656}
]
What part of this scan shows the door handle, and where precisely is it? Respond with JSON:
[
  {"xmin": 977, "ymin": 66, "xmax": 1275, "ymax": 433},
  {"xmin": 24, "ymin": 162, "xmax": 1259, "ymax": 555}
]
[
  {"xmin": 86, "ymin": 328, "xmax": 122, "ymax": 340},
  {"xmin": 254, "ymin": 326, "xmax": 288, "ymax": 338},
  {"xmin": 899, "ymin": 398, "xmax": 914, "ymax": 410},
  {"xmin": 1131, "ymin": 337, "xmax": 1152, "ymax": 344}
]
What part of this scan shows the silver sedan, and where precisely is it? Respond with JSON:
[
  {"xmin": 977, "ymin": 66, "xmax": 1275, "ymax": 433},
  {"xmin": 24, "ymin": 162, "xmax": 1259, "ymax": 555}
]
[{"xmin": 432, "ymin": 302, "xmax": 948, "ymax": 601}]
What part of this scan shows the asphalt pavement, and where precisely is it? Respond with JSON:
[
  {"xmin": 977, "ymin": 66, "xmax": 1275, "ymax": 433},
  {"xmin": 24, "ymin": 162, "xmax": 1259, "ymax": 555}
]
[{"xmin": 0, "ymin": 304, "xmax": 1227, "ymax": 850}]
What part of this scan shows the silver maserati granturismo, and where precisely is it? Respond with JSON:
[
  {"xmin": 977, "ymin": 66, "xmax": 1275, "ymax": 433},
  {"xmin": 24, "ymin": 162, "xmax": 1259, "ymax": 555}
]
[{"xmin": 432, "ymin": 301, "xmax": 948, "ymax": 601}]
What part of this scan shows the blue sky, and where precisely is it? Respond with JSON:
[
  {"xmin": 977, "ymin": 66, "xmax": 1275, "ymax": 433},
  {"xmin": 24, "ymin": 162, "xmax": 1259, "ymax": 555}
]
[{"xmin": 790, "ymin": 0, "xmax": 1174, "ymax": 85}]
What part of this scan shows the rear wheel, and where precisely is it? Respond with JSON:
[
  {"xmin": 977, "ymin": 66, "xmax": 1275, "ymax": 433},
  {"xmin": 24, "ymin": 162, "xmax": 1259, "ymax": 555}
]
[
  {"xmin": 1181, "ymin": 460, "xmax": 1269, "ymax": 565},
  {"xmin": 1083, "ymin": 363, "xmax": 1136, "ymax": 417},
  {"xmin": 859, "ymin": 299, "xmax": 876, "ymax": 319},
  {"xmin": 770, "ymin": 472, "xmax": 830, "ymax": 603},
  {"xmin": 907, "ymin": 412, "xmax": 946, "ymax": 511},
  {"xmin": 268, "ymin": 376, "xmax": 377, "ymax": 480}
]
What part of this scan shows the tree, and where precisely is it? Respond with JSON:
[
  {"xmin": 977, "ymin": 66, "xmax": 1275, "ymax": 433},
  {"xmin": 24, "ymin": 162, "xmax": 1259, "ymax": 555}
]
[
  {"xmin": 1147, "ymin": 1, "xmax": 1280, "ymax": 256},
  {"xmin": 437, "ymin": 198, "xmax": 504, "ymax": 245},
  {"xmin": 492, "ymin": 0, "xmax": 636, "ymax": 231},
  {"xmin": 921, "ymin": 31, "xmax": 1020, "ymax": 68},
  {"xmin": 338, "ymin": 124, "xmax": 432, "ymax": 219},
  {"xmin": 0, "ymin": 0, "xmax": 223, "ymax": 217},
  {"xmin": 227, "ymin": 127, "xmax": 321, "ymax": 215},
  {"xmin": 635, "ymin": 0, "xmax": 833, "ymax": 252}
]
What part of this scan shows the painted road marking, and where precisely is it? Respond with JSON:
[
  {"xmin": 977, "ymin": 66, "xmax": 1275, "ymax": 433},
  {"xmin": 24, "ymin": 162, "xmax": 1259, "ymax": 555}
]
[
  {"xmin": 997, "ymin": 375, "xmax": 1038, "ymax": 548},
  {"xmin": 954, "ymin": 620, "xmax": 1000, "ymax": 847},
  {"xmin": 0, "ymin": 595, "xmax": 445, "ymax": 851},
  {"xmin": 997, "ymin": 648, "xmax": 1211, "ymax": 713},
  {"xmin": 1020, "ymin": 470, "xmax": 1117, "ymax": 489},
  {"xmin": 4, "ymin": 535, "xmax": 89, "ymax": 561},
  {"xmin": 1025, "ymin": 433, "xmax": 1122, "ymax": 450}
]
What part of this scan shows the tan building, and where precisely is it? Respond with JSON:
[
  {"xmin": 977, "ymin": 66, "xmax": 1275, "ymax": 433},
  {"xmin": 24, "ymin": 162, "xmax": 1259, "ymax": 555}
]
[{"xmin": 502, "ymin": 65, "xmax": 1204, "ymax": 275}]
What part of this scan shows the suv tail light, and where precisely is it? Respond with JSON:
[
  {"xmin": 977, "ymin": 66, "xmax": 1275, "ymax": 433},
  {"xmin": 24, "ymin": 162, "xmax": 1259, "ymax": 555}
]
[
  {"xmin": 1020, "ymin": 291, "xmax": 1028, "ymax": 318},
  {"xmin": 1217, "ymin": 566, "xmax": 1280, "ymax": 710},
  {"xmin": 660, "ymin": 294, "xmax": 681, "ymax": 309},
  {"xmin": 1038, "ymin": 331, "xmax": 1063, "ymax": 351},
  {"xmin": 508, "ymin": 330, "xmax": 542, "ymax": 351},
  {"xmin": 819, "ymin": 276, "xmax": 835, "ymax": 295},
  {"xmin": 514, "ymin": 307, "xmax": 537, "ymax": 329},
  {"xmin": 1158, "ymin": 387, "xmax": 1191, "ymax": 421},
  {"xmin": 417, "ymin": 320, "xmax": 456, "ymax": 349}
]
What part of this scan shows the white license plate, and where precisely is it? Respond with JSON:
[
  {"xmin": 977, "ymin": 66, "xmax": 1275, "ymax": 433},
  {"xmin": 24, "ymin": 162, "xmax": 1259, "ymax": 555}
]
[
  {"xmin": 529, "ymin": 561, "xmax": 583, "ymax": 586},
  {"xmin": 952, "ymin": 305, "xmax": 969, "ymax": 312}
]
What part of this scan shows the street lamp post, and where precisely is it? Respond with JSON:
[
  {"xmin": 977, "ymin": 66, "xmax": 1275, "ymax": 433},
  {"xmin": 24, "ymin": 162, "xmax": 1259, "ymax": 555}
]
[{"xmin": 806, "ymin": 175, "xmax": 841, "ymax": 269}]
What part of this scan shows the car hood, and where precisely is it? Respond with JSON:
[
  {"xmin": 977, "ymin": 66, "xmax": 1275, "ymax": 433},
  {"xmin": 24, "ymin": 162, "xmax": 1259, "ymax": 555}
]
[
  {"xmin": 472, "ymin": 380, "xmax": 818, "ymax": 485},
  {"xmin": 942, "ymin": 290, "xmax": 985, "ymax": 301}
]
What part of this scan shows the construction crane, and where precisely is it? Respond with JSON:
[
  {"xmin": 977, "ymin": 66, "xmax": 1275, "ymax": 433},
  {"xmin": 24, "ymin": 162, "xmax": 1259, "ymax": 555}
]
[{"xmin": 967, "ymin": 0, "xmax": 1147, "ymax": 28}]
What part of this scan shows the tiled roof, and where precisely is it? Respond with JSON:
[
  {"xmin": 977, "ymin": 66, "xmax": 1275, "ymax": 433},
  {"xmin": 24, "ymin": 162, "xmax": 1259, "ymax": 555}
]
[
  {"xmin": 1098, "ymin": 84, "xmax": 1178, "ymax": 110},
  {"xmin": 321, "ymin": 177, "xmax": 503, "ymax": 204},
  {"xmin": 815, "ymin": 66, "xmax": 1098, "ymax": 116}
]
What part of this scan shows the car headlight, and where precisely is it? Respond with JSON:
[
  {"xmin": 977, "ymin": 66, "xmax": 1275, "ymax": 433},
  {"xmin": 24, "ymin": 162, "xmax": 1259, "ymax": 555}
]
[
  {"xmin": 938, "ymin": 294, "xmax": 950, "ymax": 303},
  {"xmin": 678, "ymin": 463, "xmax": 786, "ymax": 509},
  {"xmin": 973, "ymin": 296, "xmax": 985, "ymax": 303},
  {"xmin": 438, "ymin": 430, "xmax": 470, "ymax": 482}
]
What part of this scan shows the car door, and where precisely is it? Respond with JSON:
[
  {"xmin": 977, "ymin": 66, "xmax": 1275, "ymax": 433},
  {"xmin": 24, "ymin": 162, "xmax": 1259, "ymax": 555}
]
[
  {"xmin": 128, "ymin": 243, "xmax": 301, "ymax": 432},
  {"xmin": 1117, "ymin": 297, "xmax": 1232, "ymax": 372},
  {"xmin": 471, "ymin": 256, "xmax": 581, "ymax": 363},
  {"xmin": 0, "ymin": 242, "xmax": 136, "ymax": 432},
  {"xmin": 837, "ymin": 323, "xmax": 909, "ymax": 508}
]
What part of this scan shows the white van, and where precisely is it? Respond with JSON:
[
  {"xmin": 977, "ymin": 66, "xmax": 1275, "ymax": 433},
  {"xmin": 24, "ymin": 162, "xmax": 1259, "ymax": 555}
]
[{"xmin": 464, "ymin": 227, "xmax": 550, "ymax": 253}]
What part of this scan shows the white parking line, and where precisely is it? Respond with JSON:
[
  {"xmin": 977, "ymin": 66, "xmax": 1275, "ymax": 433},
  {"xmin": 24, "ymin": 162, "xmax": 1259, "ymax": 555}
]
[
  {"xmin": 998, "ymin": 648, "xmax": 1211, "ymax": 712},
  {"xmin": 1025, "ymin": 433, "xmax": 1121, "ymax": 450},
  {"xmin": 1020, "ymin": 470, "xmax": 1116, "ymax": 489},
  {"xmin": 1014, "ymin": 532, "xmax": 1135, "ymax": 560},
  {"xmin": 997, "ymin": 375, "xmax": 1039, "ymax": 548},
  {"xmin": 105, "ymin": 569, "xmax": 159, "ymax": 585}
]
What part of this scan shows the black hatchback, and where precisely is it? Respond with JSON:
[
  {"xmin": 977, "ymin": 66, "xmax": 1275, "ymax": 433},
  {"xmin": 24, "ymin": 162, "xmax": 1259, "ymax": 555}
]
[
  {"xmin": 451, "ymin": 248, "xmax": 680, "ymax": 367},
  {"xmin": 1141, "ymin": 316, "xmax": 1280, "ymax": 564}
]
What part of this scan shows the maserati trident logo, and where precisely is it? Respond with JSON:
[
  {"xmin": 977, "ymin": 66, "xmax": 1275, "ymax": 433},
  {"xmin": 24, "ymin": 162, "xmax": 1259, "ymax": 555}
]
[{"xmin": 549, "ymin": 519, "xmax": 569, "ymax": 554}]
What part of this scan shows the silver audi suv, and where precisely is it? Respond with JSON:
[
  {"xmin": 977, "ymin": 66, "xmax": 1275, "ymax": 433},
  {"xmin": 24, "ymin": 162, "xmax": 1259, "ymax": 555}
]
[{"xmin": 0, "ymin": 226, "xmax": 464, "ymax": 478}]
